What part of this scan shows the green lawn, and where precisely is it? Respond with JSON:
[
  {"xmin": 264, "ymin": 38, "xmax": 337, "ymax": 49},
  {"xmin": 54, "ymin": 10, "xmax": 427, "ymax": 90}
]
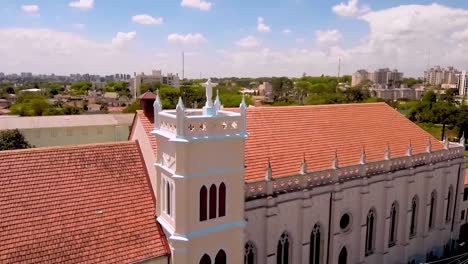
[{"xmin": 416, "ymin": 123, "xmax": 457, "ymax": 141}]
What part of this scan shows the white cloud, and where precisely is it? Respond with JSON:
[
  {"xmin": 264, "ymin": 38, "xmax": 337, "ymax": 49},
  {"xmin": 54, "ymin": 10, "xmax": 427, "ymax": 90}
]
[
  {"xmin": 111, "ymin": 31, "xmax": 136, "ymax": 46},
  {"xmin": 21, "ymin": 5, "xmax": 39, "ymax": 13},
  {"xmin": 282, "ymin": 29, "xmax": 292, "ymax": 35},
  {"xmin": 69, "ymin": 0, "xmax": 94, "ymax": 10},
  {"xmin": 72, "ymin": 24, "xmax": 85, "ymax": 30},
  {"xmin": 296, "ymin": 38, "xmax": 305, "ymax": 44},
  {"xmin": 132, "ymin": 14, "xmax": 163, "ymax": 25},
  {"xmin": 257, "ymin": 17, "xmax": 271, "ymax": 33},
  {"xmin": 332, "ymin": 0, "xmax": 370, "ymax": 17},
  {"xmin": 236, "ymin": 36, "xmax": 260, "ymax": 48},
  {"xmin": 315, "ymin": 29, "xmax": 342, "ymax": 46},
  {"xmin": 181, "ymin": 0, "xmax": 212, "ymax": 11},
  {"xmin": 167, "ymin": 33, "xmax": 206, "ymax": 44}
]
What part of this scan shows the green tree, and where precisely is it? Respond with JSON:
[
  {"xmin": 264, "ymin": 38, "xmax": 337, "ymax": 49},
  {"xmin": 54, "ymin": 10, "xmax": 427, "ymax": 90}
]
[
  {"xmin": 0, "ymin": 129, "xmax": 32, "ymax": 151},
  {"xmin": 123, "ymin": 101, "xmax": 140, "ymax": 113}
]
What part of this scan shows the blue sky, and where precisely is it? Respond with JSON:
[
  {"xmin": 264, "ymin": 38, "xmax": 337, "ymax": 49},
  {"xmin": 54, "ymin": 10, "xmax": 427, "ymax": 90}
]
[{"xmin": 2, "ymin": 0, "xmax": 468, "ymax": 77}]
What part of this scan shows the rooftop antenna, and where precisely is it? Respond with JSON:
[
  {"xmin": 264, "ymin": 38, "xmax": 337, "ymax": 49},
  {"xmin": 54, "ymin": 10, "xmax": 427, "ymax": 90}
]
[{"xmin": 182, "ymin": 51, "xmax": 185, "ymax": 80}]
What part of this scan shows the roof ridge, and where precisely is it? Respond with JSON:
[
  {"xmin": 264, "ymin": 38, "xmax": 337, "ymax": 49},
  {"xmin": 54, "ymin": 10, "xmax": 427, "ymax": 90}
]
[{"xmin": 0, "ymin": 140, "xmax": 137, "ymax": 155}]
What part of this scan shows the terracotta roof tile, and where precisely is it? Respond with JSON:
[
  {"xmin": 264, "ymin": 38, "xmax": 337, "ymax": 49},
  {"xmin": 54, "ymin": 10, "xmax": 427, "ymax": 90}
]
[
  {"xmin": 136, "ymin": 103, "xmax": 444, "ymax": 183},
  {"xmin": 136, "ymin": 110, "xmax": 157, "ymax": 153},
  {"xmin": 0, "ymin": 141, "xmax": 169, "ymax": 263}
]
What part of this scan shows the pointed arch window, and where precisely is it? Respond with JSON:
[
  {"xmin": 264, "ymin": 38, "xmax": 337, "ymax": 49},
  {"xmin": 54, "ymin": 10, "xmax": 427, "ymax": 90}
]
[
  {"xmin": 446, "ymin": 186, "xmax": 453, "ymax": 223},
  {"xmin": 215, "ymin": 250, "xmax": 226, "ymax": 264},
  {"xmin": 310, "ymin": 224, "xmax": 321, "ymax": 264},
  {"xmin": 244, "ymin": 242, "xmax": 255, "ymax": 264},
  {"xmin": 410, "ymin": 196, "xmax": 418, "ymax": 237},
  {"xmin": 200, "ymin": 254, "xmax": 211, "ymax": 264},
  {"xmin": 200, "ymin": 186, "xmax": 208, "ymax": 221},
  {"xmin": 219, "ymin": 183, "xmax": 226, "ymax": 217},
  {"xmin": 365, "ymin": 208, "xmax": 376, "ymax": 256},
  {"xmin": 209, "ymin": 184, "xmax": 217, "ymax": 219},
  {"xmin": 338, "ymin": 247, "xmax": 347, "ymax": 264},
  {"xmin": 389, "ymin": 202, "xmax": 398, "ymax": 247},
  {"xmin": 166, "ymin": 182, "xmax": 171, "ymax": 216},
  {"xmin": 277, "ymin": 232, "xmax": 290, "ymax": 264},
  {"xmin": 429, "ymin": 190, "xmax": 437, "ymax": 230}
]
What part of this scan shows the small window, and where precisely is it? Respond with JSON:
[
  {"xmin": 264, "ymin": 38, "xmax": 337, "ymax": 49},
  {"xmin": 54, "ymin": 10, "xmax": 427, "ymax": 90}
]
[
  {"xmin": 429, "ymin": 190, "xmax": 437, "ymax": 230},
  {"xmin": 365, "ymin": 208, "xmax": 376, "ymax": 256},
  {"xmin": 464, "ymin": 188, "xmax": 468, "ymax": 201},
  {"xmin": 461, "ymin": 210, "xmax": 465, "ymax": 221},
  {"xmin": 340, "ymin": 213, "xmax": 351, "ymax": 231},
  {"xmin": 209, "ymin": 184, "xmax": 217, "ymax": 219},
  {"xmin": 245, "ymin": 242, "xmax": 255, "ymax": 264},
  {"xmin": 200, "ymin": 186, "xmax": 208, "ymax": 221},
  {"xmin": 219, "ymin": 183, "xmax": 226, "ymax": 217}
]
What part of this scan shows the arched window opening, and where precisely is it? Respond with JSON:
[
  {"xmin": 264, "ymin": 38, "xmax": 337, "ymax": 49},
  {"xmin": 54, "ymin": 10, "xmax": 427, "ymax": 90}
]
[
  {"xmin": 200, "ymin": 186, "xmax": 208, "ymax": 221},
  {"xmin": 446, "ymin": 186, "xmax": 453, "ymax": 223},
  {"xmin": 338, "ymin": 247, "xmax": 347, "ymax": 264},
  {"xmin": 215, "ymin": 250, "xmax": 226, "ymax": 264},
  {"xmin": 389, "ymin": 202, "xmax": 398, "ymax": 247},
  {"xmin": 166, "ymin": 182, "xmax": 171, "ymax": 216},
  {"xmin": 244, "ymin": 242, "xmax": 255, "ymax": 264},
  {"xmin": 200, "ymin": 254, "xmax": 211, "ymax": 264},
  {"xmin": 162, "ymin": 179, "xmax": 166, "ymax": 212},
  {"xmin": 410, "ymin": 196, "xmax": 418, "ymax": 237},
  {"xmin": 219, "ymin": 183, "xmax": 226, "ymax": 217},
  {"xmin": 429, "ymin": 190, "xmax": 437, "ymax": 230},
  {"xmin": 365, "ymin": 209, "xmax": 376, "ymax": 256},
  {"xmin": 310, "ymin": 224, "xmax": 321, "ymax": 264},
  {"xmin": 277, "ymin": 232, "xmax": 290, "ymax": 264},
  {"xmin": 209, "ymin": 184, "xmax": 217, "ymax": 219}
]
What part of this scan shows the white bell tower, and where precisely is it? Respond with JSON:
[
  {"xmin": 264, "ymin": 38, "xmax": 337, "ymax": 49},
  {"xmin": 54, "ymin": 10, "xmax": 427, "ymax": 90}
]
[{"xmin": 153, "ymin": 79, "xmax": 248, "ymax": 264}]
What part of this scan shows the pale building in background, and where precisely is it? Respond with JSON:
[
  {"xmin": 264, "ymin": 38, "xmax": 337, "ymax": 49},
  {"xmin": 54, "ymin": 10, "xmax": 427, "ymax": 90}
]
[
  {"xmin": 352, "ymin": 68, "xmax": 403, "ymax": 87},
  {"xmin": 131, "ymin": 69, "xmax": 180, "ymax": 98},
  {"xmin": 351, "ymin": 70, "xmax": 369, "ymax": 86},
  {"xmin": 457, "ymin": 71, "xmax": 468, "ymax": 96},
  {"xmin": 0, "ymin": 114, "xmax": 133, "ymax": 147},
  {"xmin": 425, "ymin": 66, "xmax": 460, "ymax": 86}
]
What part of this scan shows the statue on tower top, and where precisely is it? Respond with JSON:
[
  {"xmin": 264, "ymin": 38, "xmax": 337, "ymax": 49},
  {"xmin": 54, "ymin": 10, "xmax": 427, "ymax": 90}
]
[{"xmin": 202, "ymin": 78, "xmax": 218, "ymax": 116}]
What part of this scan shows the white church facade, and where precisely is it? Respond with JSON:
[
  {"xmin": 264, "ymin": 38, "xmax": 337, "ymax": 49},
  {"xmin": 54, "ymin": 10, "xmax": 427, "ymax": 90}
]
[{"xmin": 129, "ymin": 80, "xmax": 467, "ymax": 264}]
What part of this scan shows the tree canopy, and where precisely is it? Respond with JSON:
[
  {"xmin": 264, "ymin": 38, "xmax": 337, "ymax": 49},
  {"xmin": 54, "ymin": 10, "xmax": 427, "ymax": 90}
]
[{"xmin": 0, "ymin": 129, "xmax": 33, "ymax": 151}]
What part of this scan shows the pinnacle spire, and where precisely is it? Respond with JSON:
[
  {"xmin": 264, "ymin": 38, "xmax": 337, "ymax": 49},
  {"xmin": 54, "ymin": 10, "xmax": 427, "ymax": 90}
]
[
  {"xmin": 265, "ymin": 158, "xmax": 273, "ymax": 181},
  {"xmin": 332, "ymin": 150, "xmax": 339, "ymax": 169},
  {"xmin": 384, "ymin": 143, "xmax": 391, "ymax": 160},
  {"xmin": 153, "ymin": 89, "xmax": 162, "ymax": 111},
  {"xmin": 444, "ymin": 137, "xmax": 450, "ymax": 150},
  {"xmin": 426, "ymin": 137, "xmax": 432, "ymax": 153},
  {"xmin": 300, "ymin": 154, "xmax": 307, "ymax": 175},
  {"xmin": 406, "ymin": 140, "xmax": 413, "ymax": 156},
  {"xmin": 360, "ymin": 145, "xmax": 366, "ymax": 164},
  {"xmin": 240, "ymin": 93, "xmax": 247, "ymax": 109},
  {"xmin": 214, "ymin": 89, "xmax": 221, "ymax": 112},
  {"xmin": 176, "ymin": 96, "xmax": 185, "ymax": 111},
  {"xmin": 461, "ymin": 132, "xmax": 466, "ymax": 146}
]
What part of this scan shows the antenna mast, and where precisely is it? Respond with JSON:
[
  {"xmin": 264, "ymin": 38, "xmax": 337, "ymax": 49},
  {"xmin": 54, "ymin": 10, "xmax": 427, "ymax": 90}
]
[{"xmin": 182, "ymin": 51, "xmax": 185, "ymax": 80}]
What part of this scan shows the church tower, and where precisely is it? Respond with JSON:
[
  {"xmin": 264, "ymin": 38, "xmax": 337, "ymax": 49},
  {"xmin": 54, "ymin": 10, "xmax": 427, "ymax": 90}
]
[{"xmin": 153, "ymin": 79, "xmax": 248, "ymax": 264}]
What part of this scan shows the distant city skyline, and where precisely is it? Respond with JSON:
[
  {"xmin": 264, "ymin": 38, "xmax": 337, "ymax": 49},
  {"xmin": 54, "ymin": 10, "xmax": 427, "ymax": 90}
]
[{"xmin": 1, "ymin": 0, "xmax": 468, "ymax": 77}]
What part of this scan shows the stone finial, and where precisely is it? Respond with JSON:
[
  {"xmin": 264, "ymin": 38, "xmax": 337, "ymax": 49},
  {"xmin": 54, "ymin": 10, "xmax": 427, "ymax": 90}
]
[
  {"xmin": 332, "ymin": 151, "xmax": 339, "ymax": 169},
  {"xmin": 406, "ymin": 141, "xmax": 413, "ymax": 156},
  {"xmin": 265, "ymin": 158, "xmax": 273, "ymax": 181},
  {"xmin": 461, "ymin": 132, "xmax": 465, "ymax": 146},
  {"xmin": 300, "ymin": 154, "xmax": 307, "ymax": 175},
  {"xmin": 444, "ymin": 137, "xmax": 450, "ymax": 150},
  {"xmin": 154, "ymin": 89, "xmax": 162, "ymax": 111},
  {"xmin": 214, "ymin": 89, "xmax": 221, "ymax": 113},
  {"xmin": 426, "ymin": 138, "xmax": 432, "ymax": 153},
  {"xmin": 240, "ymin": 94, "xmax": 247, "ymax": 110},
  {"xmin": 176, "ymin": 97, "xmax": 185, "ymax": 112},
  {"xmin": 359, "ymin": 146, "xmax": 366, "ymax": 165},
  {"xmin": 202, "ymin": 78, "xmax": 214, "ymax": 107},
  {"xmin": 384, "ymin": 143, "xmax": 391, "ymax": 160}
]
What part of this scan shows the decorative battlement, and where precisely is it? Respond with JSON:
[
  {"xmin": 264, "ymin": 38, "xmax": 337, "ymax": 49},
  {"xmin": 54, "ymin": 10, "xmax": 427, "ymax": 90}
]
[
  {"xmin": 245, "ymin": 145, "xmax": 465, "ymax": 200},
  {"xmin": 152, "ymin": 79, "xmax": 248, "ymax": 140}
]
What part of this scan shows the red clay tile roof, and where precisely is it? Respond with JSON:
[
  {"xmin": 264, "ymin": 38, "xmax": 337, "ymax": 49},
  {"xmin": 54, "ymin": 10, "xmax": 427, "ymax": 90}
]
[
  {"xmin": 0, "ymin": 141, "xmax": 169, "ymax": 263},
  {"xmin": 465, "ymin": 170, "xmax": 468, "ymax": 185},
  {"xmin": 135, "ymin": 110, "xmax": 157, "ymax": 152},
  {"xmin": 138, "ymin": 91, "xmax": 156, "ymax": 100},
  {"xmin": 135, "ymin": 103, "xmax": 444, "ymax": 182}
]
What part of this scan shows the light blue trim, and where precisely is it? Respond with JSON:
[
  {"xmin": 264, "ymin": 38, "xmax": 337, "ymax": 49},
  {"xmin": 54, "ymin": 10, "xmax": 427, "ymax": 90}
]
[{"xmin": 185, "ymin": 221, "xmax": 246, "ymax": 239}]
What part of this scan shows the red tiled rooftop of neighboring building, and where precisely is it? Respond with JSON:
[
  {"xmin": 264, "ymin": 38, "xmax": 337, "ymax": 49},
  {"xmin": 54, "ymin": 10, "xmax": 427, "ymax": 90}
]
[
  {"xmin": 136, "ymin": 110, "xmax": 157, "ymax": 152},
  {"xmin": 465, "ymin": 170, "xmax": 468, "ymax": 185},
  {"xmin": 0, "ymin": 141, "xmax": 169, "ymax": 263},
  {"xmin": 138, "ymin": 91, "xmax": 156, "ymax": 100},
  {"xmin": 135, "ymin": 103, "xmax": 444, "ymax": 182}
]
